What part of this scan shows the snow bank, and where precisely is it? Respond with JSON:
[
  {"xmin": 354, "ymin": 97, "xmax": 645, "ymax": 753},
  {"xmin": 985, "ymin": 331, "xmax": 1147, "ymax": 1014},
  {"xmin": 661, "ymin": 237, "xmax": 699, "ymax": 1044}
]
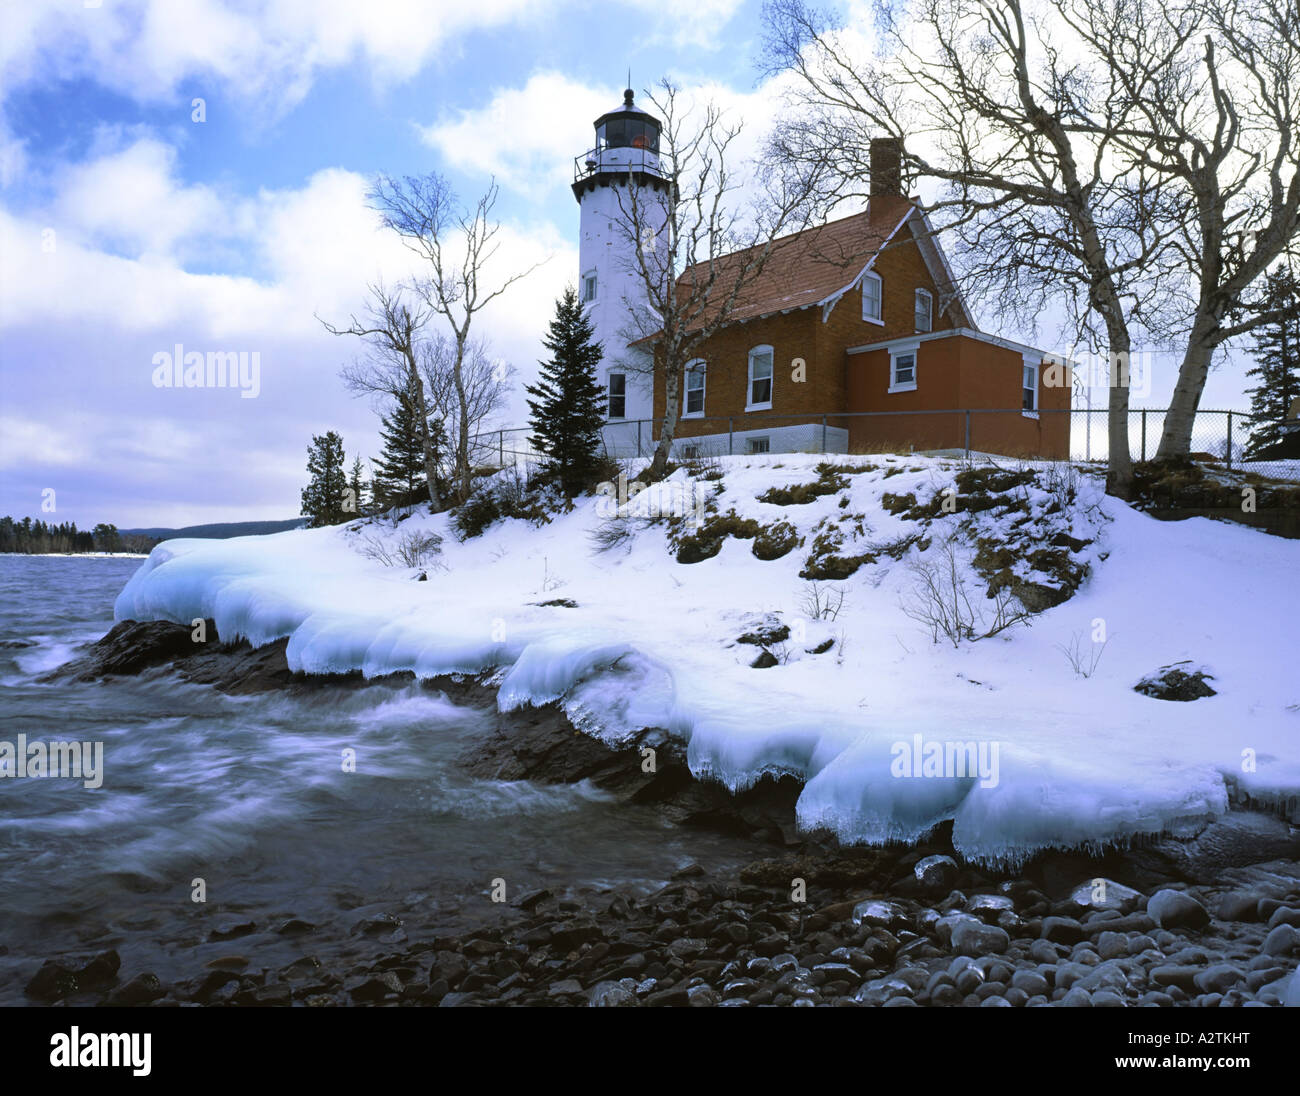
[{"xmin": 114, "ymin": 455, "xmax": 1300, "ymax": 866}]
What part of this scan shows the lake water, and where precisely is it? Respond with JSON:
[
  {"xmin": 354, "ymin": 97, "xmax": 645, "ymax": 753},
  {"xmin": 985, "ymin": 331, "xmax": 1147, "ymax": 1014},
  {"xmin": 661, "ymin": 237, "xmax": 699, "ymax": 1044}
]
[{"xmin": 0, "ymin": 554, "xmax": 752, "ymax": 1003}]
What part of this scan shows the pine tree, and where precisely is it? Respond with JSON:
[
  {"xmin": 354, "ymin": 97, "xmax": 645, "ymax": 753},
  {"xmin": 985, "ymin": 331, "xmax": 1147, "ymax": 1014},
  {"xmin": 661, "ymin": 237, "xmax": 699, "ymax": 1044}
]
[
  {"xmin": 526, "ymin": 286, "xmax": 607, "ymax": 495},
  {"xmin": 1244, "ymin": 265, "xmax": 1300, "ymax": 458},
  {"xmin": 372, "ymin": 389, "xmax": 448, "ymax": 510},
  {"xmin": 300, "ymin": 431, "xmax": 349, "ymax": 527},
  {"xmin": 346, "ymin": 456, "xmax": 368, "ymax": 518}
]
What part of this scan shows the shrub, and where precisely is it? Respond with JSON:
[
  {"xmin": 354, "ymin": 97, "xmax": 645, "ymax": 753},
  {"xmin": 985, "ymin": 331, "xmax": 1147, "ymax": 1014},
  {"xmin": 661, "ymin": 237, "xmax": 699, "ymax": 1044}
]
[{"xmin": 453, "ymin": 469, "xmax": 555, "ymax": 539}]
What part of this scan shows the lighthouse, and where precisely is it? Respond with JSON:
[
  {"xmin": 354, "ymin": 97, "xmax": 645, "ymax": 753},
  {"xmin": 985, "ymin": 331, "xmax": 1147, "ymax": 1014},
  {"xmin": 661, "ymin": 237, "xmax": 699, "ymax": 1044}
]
[{"xmin": 572, "ymin": 86, "xmax": 671, "ymax": 455}]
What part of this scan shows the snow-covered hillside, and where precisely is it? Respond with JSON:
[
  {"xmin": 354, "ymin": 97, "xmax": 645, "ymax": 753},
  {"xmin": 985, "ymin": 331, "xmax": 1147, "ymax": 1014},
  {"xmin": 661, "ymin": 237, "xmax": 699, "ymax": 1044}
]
[{"xmin": 114, "ymin": 455, "xmax": 1300, "ymax": 867}]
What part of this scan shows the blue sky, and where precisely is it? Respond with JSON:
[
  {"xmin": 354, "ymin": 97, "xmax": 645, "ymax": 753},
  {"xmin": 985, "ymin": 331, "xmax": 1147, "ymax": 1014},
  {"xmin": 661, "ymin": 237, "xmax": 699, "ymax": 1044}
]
[{"xmin": 0, "ymin": 0, "xmax": 1263, "ymax": 529}]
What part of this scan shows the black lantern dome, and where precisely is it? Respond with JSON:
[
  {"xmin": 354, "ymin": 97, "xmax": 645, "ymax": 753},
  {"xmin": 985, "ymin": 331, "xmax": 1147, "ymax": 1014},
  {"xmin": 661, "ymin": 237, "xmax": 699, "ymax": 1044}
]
[{"xmin": 593, "ymin": 88, "xmax": 661, "ymax": 155}]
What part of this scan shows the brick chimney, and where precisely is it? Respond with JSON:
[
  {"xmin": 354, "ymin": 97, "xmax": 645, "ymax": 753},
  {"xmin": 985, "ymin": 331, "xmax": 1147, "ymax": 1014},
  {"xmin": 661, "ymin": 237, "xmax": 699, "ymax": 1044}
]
[{"xmin": 870, "ymin": 137, "xmax": 902, "ymax": 198}]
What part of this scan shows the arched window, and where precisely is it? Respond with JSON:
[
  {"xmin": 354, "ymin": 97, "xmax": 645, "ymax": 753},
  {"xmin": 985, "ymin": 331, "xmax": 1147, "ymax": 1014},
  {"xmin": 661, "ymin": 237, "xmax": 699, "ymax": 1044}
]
[
  {"xmin": 747, "ymin": 345, "xmax": 774, "ymax": 410},
  {"xmin": 683, "ymin": 360, "xmax": 706, "ymax": 417}
]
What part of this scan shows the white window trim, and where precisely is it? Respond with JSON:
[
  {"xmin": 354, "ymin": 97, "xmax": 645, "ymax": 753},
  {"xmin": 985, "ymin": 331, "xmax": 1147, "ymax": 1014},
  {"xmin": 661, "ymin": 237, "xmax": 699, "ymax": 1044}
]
[
  {"xmin": 606, "ymin": 372, "xmax": 626, "ymax": 420},
  {"xmin": 581, "ymin": 269, "xmax": 598, "ymax": 304},
  {"xmin": 1021, "ymin": 354, "xmax": 1040, "ymax": 419},
  {"xmin": 746, "ymin": 344, "xmax": 774, "ymax": 412},
  {"xmin": 861, "ymin": 270, "xmax": 884, "ymax": 326},
  {"xmin": 914, "ymin": 288, "xmax": 933, "ymax": 334},
  {"xmin": 682, "ymin": 359, "xmax": 706, "ymax": 418},
  {"xmin": 888, "ymin": 342, "xmax": 920, "ymax": 394}
]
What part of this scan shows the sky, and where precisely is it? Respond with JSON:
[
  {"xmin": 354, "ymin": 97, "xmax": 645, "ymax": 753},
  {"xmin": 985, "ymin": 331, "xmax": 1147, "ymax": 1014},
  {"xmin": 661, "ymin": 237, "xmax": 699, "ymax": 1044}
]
[{"xmin": 0, "ymin": 0, "xmax": 1266, "ymax": 530}]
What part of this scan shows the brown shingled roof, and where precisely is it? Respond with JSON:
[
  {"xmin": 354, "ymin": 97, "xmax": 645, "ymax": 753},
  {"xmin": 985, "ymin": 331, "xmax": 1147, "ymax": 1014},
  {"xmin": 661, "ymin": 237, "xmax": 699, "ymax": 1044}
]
[{"xmin": 633, "ymin": 195, "xmax": 916, "ymax": 344}]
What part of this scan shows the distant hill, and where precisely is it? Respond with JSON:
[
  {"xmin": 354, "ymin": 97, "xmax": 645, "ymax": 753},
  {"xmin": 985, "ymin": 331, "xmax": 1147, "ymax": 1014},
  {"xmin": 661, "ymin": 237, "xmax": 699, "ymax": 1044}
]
[{"xmin": 121, "ymin": 518, "xmax": 306, "ymax": 540}]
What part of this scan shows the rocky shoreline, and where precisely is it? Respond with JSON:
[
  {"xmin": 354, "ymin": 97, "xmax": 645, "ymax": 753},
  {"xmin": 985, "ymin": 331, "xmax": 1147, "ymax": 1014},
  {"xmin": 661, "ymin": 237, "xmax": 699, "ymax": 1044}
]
[{"xmin": 26, "ymin": 620, "xmax": 1300, "ymax": 1007}]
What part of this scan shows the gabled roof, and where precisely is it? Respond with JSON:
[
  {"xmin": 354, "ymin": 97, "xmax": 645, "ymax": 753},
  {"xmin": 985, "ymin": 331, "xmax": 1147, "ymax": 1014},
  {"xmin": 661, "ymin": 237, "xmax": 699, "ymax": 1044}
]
[{"xmin": 634, "ymin": 196, "xmax": 973, "ymax": 344}]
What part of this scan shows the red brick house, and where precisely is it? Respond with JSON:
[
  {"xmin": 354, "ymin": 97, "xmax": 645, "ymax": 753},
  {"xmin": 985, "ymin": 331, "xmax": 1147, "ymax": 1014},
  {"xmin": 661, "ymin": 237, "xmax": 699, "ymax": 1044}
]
[{"xmin": 643, "ymin": 140, "xmax": 1071, "ymax": 460}]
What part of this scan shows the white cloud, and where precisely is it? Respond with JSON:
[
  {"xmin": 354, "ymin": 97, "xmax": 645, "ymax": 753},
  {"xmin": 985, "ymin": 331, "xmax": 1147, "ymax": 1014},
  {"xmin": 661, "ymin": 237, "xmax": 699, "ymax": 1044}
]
[
  {"xmin": 1, "ymin": 0, "xmax": 550, "ymax": 116},
  {"xmin": 419, "ymin": 72, "xmax": 615, "ymax": 192}
]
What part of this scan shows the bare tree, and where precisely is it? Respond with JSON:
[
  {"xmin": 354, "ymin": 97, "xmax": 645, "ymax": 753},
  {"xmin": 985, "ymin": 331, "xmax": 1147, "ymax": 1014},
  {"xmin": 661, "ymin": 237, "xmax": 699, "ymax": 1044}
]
[
  {"xmin": 420, "ymin": 334, "xmax": 516, "ymax": 472},
  {"xmin": 765, "ymin": 0, "xmax": 1300, "ymax": 483},
  {"xmin": 609, "ymin": 80, "xmax": 821, "ymax": 481},
  {"xmin": 1097, "ymin": 0, "xmax": 1300, "ymax": 457},
  {"xmin": 763, "ymin": 0, "xmax": 1189, "ymax": 496},
  {"xmin": 320, "ymin": 281, "xmax": 444, "ymax": 508},
  {"xmin": 369, "ymin": 174, "xmax": 546, "ymax": 501}
]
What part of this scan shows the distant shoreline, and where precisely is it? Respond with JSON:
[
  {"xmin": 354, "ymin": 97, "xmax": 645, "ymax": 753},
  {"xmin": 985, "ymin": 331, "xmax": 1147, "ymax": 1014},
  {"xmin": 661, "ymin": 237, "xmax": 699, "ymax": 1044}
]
[{"xmin": 0, "ymin": 552, "xmax": 149, "ymax": 559}]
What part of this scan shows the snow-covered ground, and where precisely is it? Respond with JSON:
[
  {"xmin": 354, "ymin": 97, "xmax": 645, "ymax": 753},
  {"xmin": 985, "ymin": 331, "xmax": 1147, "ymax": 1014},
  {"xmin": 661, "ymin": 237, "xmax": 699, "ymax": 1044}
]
[{"xmin": 114, "ymin": 454, "xmax": 1300, "ymax": 867}]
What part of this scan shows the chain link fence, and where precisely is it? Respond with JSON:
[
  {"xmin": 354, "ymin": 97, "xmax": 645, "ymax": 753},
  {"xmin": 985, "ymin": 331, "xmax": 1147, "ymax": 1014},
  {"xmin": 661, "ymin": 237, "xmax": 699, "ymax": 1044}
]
[{"xmin": 484, "ymin": 409, "xmax": 1300, "ymax": 483}]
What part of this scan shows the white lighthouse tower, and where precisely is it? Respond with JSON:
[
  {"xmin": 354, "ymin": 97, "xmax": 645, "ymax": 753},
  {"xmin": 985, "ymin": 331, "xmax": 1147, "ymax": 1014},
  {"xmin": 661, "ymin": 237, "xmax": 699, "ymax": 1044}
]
[{"xmin": 572, "ymin": 86, "xmax": 670, "ymax": 456}]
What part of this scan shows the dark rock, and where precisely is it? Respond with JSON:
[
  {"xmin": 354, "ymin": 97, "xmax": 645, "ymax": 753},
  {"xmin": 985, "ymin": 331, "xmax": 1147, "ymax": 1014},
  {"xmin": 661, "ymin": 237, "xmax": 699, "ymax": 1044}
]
[
  {"xmin": 1134, "ymin": 663, "xmax": 1216, "ymax": 701},
  {"xmin": 346, "ymin": 972, "xmax": 402, "ymax": 1001},
  {"xmin": 42, "ymin": 619, "xmax": 207, "ymax": 682},
  {"xmin": 110, "ymin": 973, "xmax": 165, "ymax": 1006},
  {"xmin": 951, "ymin": 921, "xmax": 1010, "ymax": 957},
  {"xmin": 1148, "ymin": 889, "xmax": 1210, "ymax": 931},
  {"xmin": 750, "ymin": 650, "xmax": 779, "ymax": 669},
  {"xmin": 209, "ymin": 917, "xmax": 256, "ymax": 941},
  {"xmin": 77, "ymin": 950, "xmax": 121, "ymax": 988},
  {"xmin": 1262, "ymin": 924, "xmax": 1299, "ymax": 957},
  {"xmin": 25, "ymin": 961, "xmax": 79, "ymax": 1002},
  {"xmin": 1150, "ymin": 966, "xmax": 1200, "ymax": 992},
  {"xmin": 736, "ymin": 618, "xmax": 790, "ymax": 647},
  {"xmin": 277, "ymin": 919, "xmax": 315, "ymax": 935},
  {"xmin": 913, "ymin": 855, "xmax": 960, "ymax": 894},
  {"xmin": 1041, "ymin": 916, "xmax": 1086, "ymax": 944}
]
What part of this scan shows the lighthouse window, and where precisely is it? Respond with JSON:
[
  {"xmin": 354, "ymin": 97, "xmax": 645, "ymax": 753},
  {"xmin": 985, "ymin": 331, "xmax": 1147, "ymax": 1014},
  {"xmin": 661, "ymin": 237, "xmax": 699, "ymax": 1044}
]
[
  {"xmin": 607, "ymin": 373, "xmax": 626, "ymax": 419},
  {"xmin": 582, "ymin": 272, "xmax": 597, "ymax": 302}
]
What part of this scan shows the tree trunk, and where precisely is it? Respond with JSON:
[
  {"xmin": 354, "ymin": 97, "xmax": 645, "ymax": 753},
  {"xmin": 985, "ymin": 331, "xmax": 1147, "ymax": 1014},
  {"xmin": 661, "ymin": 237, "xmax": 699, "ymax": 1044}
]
[
  {"xmin": 1156, "ymin": 316, "xmax": 1217, "ymax": 460},
  {"xmin": 409, "ymin": 360, "xmax": 441, "ymax": 510},
  {"xmin": 1106, "ymin": 354, "xmax": 1133, "ymax": 498},
  {"xmin": 648, "ymin": 359, "xmax": 682, "ymax": 481},
  {"xmin": 453, "ymin": 343, "xmax": 471, "ymax": 502}
]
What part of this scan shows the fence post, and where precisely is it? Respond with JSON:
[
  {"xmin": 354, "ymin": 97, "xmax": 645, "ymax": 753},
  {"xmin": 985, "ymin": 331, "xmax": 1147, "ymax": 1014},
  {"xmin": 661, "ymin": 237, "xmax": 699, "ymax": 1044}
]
[
  {"xmin": 1226, "ymin": 411, "xmax": 1233, "ymax": 470},
  {"xmin": 964, "ymin": 411, "xmax": 971, "ymax": 462},
  {"xmin": 1140, "ymin": 410, "xmax": 1147, "ymax": 462},
  {"xmin": 728, "ymin": 417, "xmax": 734, "ymax": 456},
  {"xmin": 822, "ymin": 415, "xmax": 827, "ymax": 454}
]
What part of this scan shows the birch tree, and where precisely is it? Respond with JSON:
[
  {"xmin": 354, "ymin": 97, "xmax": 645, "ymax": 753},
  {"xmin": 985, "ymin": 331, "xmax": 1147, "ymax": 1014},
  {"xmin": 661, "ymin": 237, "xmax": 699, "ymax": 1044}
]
[
  {"xmin": 610, "ymin": 80, "xmax": 820, "ymax": 481},
  {"xmin": 369, "ymin": 174, "xmax": 545, "ymax": 501}
]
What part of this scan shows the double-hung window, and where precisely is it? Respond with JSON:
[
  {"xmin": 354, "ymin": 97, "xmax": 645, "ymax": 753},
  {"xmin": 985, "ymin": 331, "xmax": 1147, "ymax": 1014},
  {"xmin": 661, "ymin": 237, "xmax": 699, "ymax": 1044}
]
[
  {"xmin": 889, "ymin": 343, "xmax": 919, "ymax": 393},
  {"xmin": 1022, "ymin": 358, "xmax": 1039, "ymax": 415},
  {"xmin": 747, "ymin": 345, "xmax": 774, "ymax": 410},
  {"xmin": 582, "ymin": 272, "xmax": 598, "ymax": 303},
  {"xmin": 914, "ymin": 288, "xmax": 932, "ymax": 333},
  {"xmin": 684, "ymin": 361, "xmax": 706, "ymax": 416},
  {"xmin": 862, "ymin": 271, "xmax": 883, "ymax": 324},
  {"xmin": 607, "ymin": 372, "xmax": 626, "ymax": 419}
]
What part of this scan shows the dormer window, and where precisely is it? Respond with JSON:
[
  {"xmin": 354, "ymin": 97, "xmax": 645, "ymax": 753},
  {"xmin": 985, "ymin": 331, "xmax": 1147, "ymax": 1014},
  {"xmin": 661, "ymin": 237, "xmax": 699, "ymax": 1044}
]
[
  {"xmin": 582, "ymin": 272, "xmax": 598, "ymax": 303},
  {"xmin": 862, "ymin": 270, "xmax": 883, "ymax": 324},
  {"xmin": 914, "ymin": 289, "xmax": 933, "ymax": 333}
]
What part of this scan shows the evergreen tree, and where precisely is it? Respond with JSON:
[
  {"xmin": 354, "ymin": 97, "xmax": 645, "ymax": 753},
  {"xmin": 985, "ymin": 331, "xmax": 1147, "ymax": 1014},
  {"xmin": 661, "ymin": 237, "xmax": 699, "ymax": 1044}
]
[
  {"xmin": 372, "ymin": 389, "xmax": 447, "ymax": 511},
  {"xmin": 300, "ymin": 431, "xmax": 349, "ymax": 527},
  {"xmin": 526, "ymin": 286, "xmax": 607, "ymax": 495},
  {"xmin": 1244, "ymin": 265, "xmax": 1300, "ymax": 457},
  {"xmin": 92, "ymin": 523, "xmax": 120, "ymax": 553},
  {"xmin": 347, "ymin": 455, "xmax": 368, "ymax": 518}
]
